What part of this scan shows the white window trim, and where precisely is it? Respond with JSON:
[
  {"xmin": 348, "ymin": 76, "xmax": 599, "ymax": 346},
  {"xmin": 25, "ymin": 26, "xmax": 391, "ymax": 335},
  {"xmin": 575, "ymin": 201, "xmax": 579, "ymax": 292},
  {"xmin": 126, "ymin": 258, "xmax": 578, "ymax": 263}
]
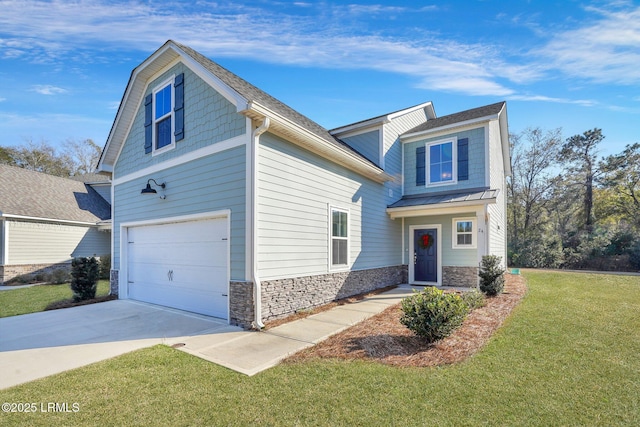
[
  {"xmin": 152, "ymin": 75, "xmax": 176, "ymax": 156},
  {"xmin": 328, "ymin": 205, "xmax": 350, "ymax": 271},
  {"xmin": 426, "ymin": 136, "xmax": 457, "ymax": 187},
  {"xmin": 452, "ymin": 217, "xmax": 477, "ymax": 249}
]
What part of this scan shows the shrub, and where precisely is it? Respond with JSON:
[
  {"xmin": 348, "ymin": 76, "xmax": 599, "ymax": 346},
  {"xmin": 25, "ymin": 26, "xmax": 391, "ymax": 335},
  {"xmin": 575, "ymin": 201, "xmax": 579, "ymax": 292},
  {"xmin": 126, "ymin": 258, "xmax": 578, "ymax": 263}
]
[
  {"xmin": 479, "ymin": 255, "xmax": 505, "ymax": 296},
  {"xmin": 70, "ymin": 257, "xmax": 99, "ymax": 302},
  {"xmin": 48, "ymin": 268, "xmax": 71, "ymax": 284},
  {"xmin": 461, "ymin": 289, "xmax": 486, "ymax": 310},
  {"xmin": 400, "ymin": 287, "xmax": 469, "ymax": 343},
  {"xmin": 98, "ymin": 254, "xmax": 111, "ymax": 280}
]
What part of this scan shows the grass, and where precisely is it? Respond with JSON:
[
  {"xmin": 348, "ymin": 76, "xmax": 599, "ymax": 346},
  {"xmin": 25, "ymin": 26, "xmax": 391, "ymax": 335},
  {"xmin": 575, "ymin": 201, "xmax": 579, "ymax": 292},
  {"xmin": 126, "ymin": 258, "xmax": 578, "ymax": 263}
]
[
  {"xmin": 1, "ymin": 271, "xmax": 639, "ymax": 426},
  {"xmin": 0, "ymin": 280, "xmax": 110, "ymax": 318}
]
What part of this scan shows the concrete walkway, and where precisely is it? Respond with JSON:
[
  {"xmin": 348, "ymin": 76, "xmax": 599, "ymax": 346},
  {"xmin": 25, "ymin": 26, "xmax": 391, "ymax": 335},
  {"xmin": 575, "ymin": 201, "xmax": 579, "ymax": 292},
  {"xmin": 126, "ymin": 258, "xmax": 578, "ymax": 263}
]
[
  {"xmin": 0, "ymin": 285, "xmax": 416, "ymax": 389},
  {"xmin": 176, "ymin": 285, "xmax": 415, "ymax": 376}
]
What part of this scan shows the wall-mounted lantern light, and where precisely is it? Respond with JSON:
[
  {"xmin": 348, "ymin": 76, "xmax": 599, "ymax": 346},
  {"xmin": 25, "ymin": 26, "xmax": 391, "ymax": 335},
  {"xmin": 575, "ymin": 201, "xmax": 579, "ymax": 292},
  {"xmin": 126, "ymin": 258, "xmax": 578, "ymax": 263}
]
[{"xmin": 141, "ymin": 179, "xmax": 166, "ymax": 199}]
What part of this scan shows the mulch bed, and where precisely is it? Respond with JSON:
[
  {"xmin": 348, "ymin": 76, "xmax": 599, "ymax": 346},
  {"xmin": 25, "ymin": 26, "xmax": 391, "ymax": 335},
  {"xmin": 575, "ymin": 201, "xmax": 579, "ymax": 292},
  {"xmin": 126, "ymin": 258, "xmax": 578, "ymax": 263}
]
[
  {"xmin": 45, "ymin": 294, "xmax": 117, "ymax": 311},
  {"xmin": 285, "ymin": 274, "xmax": 527, "ymax": 367}
]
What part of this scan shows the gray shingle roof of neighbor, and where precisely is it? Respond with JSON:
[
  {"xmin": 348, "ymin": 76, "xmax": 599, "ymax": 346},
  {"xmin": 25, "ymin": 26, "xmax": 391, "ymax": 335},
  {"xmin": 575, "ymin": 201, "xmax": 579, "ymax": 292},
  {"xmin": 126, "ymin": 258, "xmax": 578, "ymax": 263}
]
[
  {"xmin": 402, "ymin": 101, "xmax": 506, "ymax": 136},
  {"xmin": 0, "ymin": 164, "xmax": 111, "ymax": 223},
  {"xmin": 387, "ymin": 187, "xmax": 500, "ymax": 209},
  {"xmin": 172, "ymin": 41, "xmax": 381, "ymax": 168}
]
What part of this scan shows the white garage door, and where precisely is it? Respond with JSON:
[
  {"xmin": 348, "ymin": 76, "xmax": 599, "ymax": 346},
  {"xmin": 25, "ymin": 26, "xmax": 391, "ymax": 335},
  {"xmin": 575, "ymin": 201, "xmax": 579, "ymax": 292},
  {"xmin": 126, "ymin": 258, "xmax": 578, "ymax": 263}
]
[{"xmin": 126, "ymin": 217, "xmax": 229, "ymax": 319}]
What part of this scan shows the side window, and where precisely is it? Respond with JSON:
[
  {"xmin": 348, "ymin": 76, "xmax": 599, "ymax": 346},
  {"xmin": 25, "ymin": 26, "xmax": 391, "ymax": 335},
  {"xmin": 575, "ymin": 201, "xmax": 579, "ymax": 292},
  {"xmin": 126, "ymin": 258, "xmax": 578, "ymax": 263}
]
[
  {"xmin": 330, "ymin": 207, "xmax": 349, "ymax": 268},
  {"xmin": 452, "ymin": 218, "xmax": 476, "ymax": 249},
  {"xmin": 144, "ymin": 73, "xmax": 184, "ymax": 155}
]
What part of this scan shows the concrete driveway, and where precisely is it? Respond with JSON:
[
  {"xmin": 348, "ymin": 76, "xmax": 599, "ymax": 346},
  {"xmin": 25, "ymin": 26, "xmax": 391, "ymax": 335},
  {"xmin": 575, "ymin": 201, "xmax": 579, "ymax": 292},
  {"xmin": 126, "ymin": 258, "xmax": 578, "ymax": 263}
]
[{"xmin": 0, "ymin": 300, "xmax": 241, "ymax": 389}]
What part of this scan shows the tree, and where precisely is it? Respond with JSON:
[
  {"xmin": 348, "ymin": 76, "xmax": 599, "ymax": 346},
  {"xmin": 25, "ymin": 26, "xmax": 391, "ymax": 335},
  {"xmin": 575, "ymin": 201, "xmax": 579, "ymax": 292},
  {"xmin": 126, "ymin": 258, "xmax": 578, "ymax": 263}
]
[
  {"xmin": 560, "ymin": 128, "xmax": 605, "ymax": 233},
  {"xmin": 507, "ymin": 127, "xmax": 563, "ymax": 267},
  {"xmin": 10, "ymin": 140, "xmax": 75, "ymax": 177},
  {"xmin": 599, "ymin": 143, "xmax": 640, "ymax": 230},
  {"xmin": 64, "ymin": 138, "xmax": 102, "ymax": 175}
]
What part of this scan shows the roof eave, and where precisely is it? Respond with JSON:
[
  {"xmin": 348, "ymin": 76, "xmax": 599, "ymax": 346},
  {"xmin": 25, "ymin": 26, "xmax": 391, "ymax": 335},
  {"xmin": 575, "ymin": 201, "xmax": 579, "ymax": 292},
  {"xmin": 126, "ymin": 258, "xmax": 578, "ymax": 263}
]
[
  {"xmin": 243, "ymin": 102, "xmax": 392, "ymax": 183},
  {"xmin": 386, "ymin": 197, "xmax": 496, "ymax": 219},
  {"xmin": 400, "ymin": 113, "xmax": 500, "ymax": 143}
]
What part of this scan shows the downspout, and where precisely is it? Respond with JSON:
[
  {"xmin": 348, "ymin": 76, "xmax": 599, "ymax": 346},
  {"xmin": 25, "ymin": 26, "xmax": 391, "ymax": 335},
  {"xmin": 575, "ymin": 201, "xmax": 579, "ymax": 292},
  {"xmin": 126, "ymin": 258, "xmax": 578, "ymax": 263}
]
[{"xmin": 251, "ymin": 117, "xmax": 270, "ymax": 329}]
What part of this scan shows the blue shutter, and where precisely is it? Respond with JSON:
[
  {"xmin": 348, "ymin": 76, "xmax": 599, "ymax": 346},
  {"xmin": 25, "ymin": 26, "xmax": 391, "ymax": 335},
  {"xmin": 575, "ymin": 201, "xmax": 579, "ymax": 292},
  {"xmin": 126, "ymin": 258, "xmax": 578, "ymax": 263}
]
[
  {"xmin": 144, "ymin": 94, "xmax": 153, "ymax": 154},
  {"xmin": 174, "ymin": 73, "xmax": 184, "ymax": 141},
  {"xmin": 458, "ymin": 138, "xmax": 469, "ymax": 181},
  {"xmin": 416, "ymin": 146, "xmax": 426, "ymax": 186}
]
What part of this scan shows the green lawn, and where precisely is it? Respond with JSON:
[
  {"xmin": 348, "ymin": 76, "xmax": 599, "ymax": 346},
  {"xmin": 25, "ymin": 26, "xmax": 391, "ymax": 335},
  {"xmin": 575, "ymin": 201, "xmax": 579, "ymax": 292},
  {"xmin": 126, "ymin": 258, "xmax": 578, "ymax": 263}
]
[
  {"xmin": 0, "ymin": 280, "xmax": 110, "ymax": 318},
  {"xmin": 1, "ymin": 271, "xmax": 639, "ymax": 426}
]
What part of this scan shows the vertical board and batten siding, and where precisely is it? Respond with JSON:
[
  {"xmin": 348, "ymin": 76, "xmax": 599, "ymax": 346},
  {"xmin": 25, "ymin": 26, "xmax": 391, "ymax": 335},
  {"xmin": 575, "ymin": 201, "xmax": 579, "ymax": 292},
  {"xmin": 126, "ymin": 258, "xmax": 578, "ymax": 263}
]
[
  {"xmin": 112, "ymin": 146, "xmax": 246, "ymax": 280},
  {"xmin": 7, "ymin": 221, "xmax": 110, "ymax": 264},
  {"xmin": 404, "ymin": 127, "xmax": 485, "ymax": 196},
  {"xmin": 114, "ymin": 62, "xmax": 246, "ymax": 178},
  {"xmin": 487, "ymin": 119, "xmax": 508, "ymax": 265},
  {"xmin": 383, "ymin": 108, "xmax": 430, "ymax": 200},
  {"xmin": 257, "ymin": 132, "xmax": 402, "ymax": 280},
  {"xmin": 404, "ymin": 215, "xmax": 477, "ymax": 267},
  {"xmin": 340, "ymin": 130, "xmax": 380, "ymax": 166}
]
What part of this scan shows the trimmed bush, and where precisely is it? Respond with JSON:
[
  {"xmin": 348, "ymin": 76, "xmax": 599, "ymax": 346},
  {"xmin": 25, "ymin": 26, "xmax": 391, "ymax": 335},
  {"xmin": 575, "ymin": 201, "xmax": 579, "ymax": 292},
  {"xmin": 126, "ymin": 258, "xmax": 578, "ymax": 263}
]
[
  {"xmin": 99, "ymin": 254, "xmax": 111, "ymax": 280},
  {"xmin": 461, "ymin": 289, "xmax": 486, "ymax": 310},
  {"xmin": 48, "ymin": 268, "xmax": 71, "ymax": 285},
  {"xmin": 70, "ymin": 257, "xmax": 99, "ymax": 302},
  {"xmin": 479, "ymin": 255, "xmax": 505, "ymax": 296},
  {"xmin": 400, "ymin": 287, "xmax": 469, "ymax": 343}
]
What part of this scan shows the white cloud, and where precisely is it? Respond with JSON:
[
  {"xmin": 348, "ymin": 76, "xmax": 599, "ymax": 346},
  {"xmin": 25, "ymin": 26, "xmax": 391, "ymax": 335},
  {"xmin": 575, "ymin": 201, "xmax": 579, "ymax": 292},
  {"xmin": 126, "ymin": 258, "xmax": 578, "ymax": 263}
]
[
  {"xmin": 30, "ymin": 85, "xmax": 67, "ymax": 95},
  {"xmin": 537, "ymin": 4, "xmax": 640, "ymax": 85}
]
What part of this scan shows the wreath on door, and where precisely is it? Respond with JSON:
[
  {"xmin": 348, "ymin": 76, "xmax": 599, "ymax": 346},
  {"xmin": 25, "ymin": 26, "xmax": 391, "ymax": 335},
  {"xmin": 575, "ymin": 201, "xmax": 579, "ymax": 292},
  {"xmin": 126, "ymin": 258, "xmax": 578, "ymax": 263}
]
[{"xmin": 417, "ymin": 233, "xmax": 434, "ymax": 249}]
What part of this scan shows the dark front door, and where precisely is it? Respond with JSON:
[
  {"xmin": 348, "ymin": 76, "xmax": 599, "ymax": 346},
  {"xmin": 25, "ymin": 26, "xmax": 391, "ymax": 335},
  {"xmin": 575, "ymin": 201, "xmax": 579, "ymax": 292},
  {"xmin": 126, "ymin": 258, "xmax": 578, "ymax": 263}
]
[{"xmin": 414, "ymin": 228, "xmax": 437, "ymax": 282}]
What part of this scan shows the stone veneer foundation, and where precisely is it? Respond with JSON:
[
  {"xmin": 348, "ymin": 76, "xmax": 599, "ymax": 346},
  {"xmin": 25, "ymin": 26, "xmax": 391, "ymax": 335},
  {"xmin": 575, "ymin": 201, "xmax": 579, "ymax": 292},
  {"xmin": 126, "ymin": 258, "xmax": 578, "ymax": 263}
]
[
  {"xmin": 442, "ymin": 266, "xmax": 479, "ymax": 288},
  {"xmin": 0, "ymin": 262, "xmax": 71, "ymax": 285},
  {"xmin": 109, "ymin": 266, "xmax": 408, "ymax": 330},
  {"xmin": 259, "ymin": 265, "xmax": 407, "ymax": 324}
]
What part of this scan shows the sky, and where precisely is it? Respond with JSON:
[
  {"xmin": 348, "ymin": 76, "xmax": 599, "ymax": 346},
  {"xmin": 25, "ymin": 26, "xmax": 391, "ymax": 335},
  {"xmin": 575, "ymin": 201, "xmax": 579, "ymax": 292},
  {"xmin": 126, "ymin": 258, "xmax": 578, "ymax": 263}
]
[{"xmin": 0, "ymin": 0, "xmax": 638, "ymax": 158}]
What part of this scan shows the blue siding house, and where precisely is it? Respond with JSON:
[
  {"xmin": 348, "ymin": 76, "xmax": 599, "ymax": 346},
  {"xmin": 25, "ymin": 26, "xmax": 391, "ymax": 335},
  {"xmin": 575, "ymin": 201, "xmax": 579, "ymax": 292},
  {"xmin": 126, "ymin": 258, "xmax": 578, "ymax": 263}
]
[{"xmin": 98, "ymin": 40, "xmax": 510, "ymax": 328}]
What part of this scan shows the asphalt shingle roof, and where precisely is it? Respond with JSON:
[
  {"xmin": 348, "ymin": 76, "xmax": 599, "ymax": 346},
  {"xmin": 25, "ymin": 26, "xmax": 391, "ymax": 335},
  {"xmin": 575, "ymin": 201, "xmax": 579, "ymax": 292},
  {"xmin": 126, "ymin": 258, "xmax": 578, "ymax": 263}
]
[
  {"xmin": 173, "ymin": 41, "xmax": 380, "ymax": 167},
  {"xmin": 403, "ymin": 101, "xmax": 505, "ymax": 136},
  {"xmin": 0, "ymin": 165, "xmax": 111, "ymax": 223}
]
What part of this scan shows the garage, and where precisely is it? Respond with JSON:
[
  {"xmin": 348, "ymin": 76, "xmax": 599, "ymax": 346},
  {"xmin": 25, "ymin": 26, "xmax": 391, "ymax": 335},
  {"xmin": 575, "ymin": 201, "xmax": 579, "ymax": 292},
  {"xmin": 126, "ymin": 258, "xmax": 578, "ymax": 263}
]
[{"xmin": 126, "ymin": 217, "xmax": 229, "ymax": 319}]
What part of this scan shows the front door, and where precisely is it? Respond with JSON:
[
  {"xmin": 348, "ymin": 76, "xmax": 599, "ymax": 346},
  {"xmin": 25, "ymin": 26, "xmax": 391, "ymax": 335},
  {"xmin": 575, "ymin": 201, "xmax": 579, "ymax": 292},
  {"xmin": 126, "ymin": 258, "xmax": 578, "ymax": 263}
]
[{"xmin": 414, "ymin": 228, "xmax": 438, "ymax": 283}]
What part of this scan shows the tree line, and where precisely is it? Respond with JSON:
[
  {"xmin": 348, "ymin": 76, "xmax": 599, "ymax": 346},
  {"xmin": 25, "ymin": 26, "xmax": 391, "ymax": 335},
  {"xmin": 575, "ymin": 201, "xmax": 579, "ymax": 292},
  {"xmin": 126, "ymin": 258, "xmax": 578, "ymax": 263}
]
[
  {"xmin": 0, "ymin": 139, "xmax": 102, "ymax": 178},
  {"xmin": 508, "ymin": 127, "xmax": 640, "ymax": 271}
]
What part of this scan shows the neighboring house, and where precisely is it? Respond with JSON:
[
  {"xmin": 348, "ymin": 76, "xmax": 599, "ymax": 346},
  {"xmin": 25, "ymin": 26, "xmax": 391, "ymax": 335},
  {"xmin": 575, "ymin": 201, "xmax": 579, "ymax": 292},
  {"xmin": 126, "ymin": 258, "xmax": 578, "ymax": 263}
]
[
  {"xmin": 0, "ymin": 165, "xmax": 111, "ymax": 284},
  {"xmin": 97, "ymin": 40, "xmax": 510, "ymax": 329}
]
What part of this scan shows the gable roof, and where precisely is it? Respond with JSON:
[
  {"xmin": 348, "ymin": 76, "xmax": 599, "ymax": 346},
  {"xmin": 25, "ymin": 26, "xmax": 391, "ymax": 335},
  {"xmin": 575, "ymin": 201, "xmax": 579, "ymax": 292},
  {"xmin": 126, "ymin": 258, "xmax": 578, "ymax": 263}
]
[
  {"xmin": 98, "ymin": 40, "xmax": 390, "ymax": 182},
  {"xmin": 402, "ymin": 101, "xmax": 506, "ymax": 137},
  {"xmin": 0, "ymin": 165, "xmax": 111, "ymax": 224}
]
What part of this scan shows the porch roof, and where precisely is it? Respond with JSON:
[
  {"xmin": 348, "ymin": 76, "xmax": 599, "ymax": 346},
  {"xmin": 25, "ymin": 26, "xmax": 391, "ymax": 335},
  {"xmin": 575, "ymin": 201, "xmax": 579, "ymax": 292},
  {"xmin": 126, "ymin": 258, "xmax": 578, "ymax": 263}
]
[{"xmin": 387, "ymin": 188, "xmax": 499, "ymax": 218}]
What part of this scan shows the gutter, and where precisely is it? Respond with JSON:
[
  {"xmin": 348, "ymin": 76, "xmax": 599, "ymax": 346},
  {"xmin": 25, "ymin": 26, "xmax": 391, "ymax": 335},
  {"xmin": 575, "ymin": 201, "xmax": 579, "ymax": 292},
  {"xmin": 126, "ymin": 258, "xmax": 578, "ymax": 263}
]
[{"xmin": 251, "ymin": 117, "xmax": 270, "ymax": 329}]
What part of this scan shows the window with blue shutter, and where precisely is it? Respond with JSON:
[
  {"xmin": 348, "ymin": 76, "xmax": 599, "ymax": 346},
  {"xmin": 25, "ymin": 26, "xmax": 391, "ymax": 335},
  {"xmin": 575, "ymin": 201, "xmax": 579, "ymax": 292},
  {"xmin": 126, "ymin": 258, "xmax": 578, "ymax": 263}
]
[
  {"xmin": 146, "ymin": 72, "xmax": 184, "ymax": 155},
  {"xmin": 174, "ymin": 73, "xmax": 184, "ymax": 141},
  {"xmin": 457, "ymin": 138, "xmax": 469, "ymax": 181},
  {"xmin": 416, "ymin": 146, "xmax": 426, "ymax": 186},
  {"xmin": 144, "ymin": 94, "xmax": 153, "ymax": 154}
]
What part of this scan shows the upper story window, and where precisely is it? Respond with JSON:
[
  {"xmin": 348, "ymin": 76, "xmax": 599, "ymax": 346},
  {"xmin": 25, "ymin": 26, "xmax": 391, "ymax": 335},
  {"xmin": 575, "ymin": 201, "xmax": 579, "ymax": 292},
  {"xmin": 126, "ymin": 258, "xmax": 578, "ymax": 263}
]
[
  {"xmin": 330, "ymin": 206, "xmax": 349, "ymax": 268},
  {"xmin": 428, "ymin": 139, "xmax": 457, "ymax": 186},
  {"xmin": 415, "ymin": 137, "xmax": 468, "ymax": 187},
  {"xmin": 154, "ymin": 81, "xmax": 174, "ymax": 152},
  {"xmin": 144, "ymin": 73, "xmax": 184, "ymax": 156}
]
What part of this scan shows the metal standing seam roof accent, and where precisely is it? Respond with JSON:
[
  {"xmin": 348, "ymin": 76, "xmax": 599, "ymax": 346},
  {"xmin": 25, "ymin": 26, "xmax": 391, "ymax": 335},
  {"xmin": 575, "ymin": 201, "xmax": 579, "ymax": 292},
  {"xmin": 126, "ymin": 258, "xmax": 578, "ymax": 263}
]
[
  {"xmin": 402, "ymin": 101, "xmax": 506, "ymax": 136},
  {"xmin": 387, "ymin": 188, "xmax": 500, "ymax": 209},
  {"xmin": 0, "ymin": 165, "xmax": 111, "ymax": 223}
]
